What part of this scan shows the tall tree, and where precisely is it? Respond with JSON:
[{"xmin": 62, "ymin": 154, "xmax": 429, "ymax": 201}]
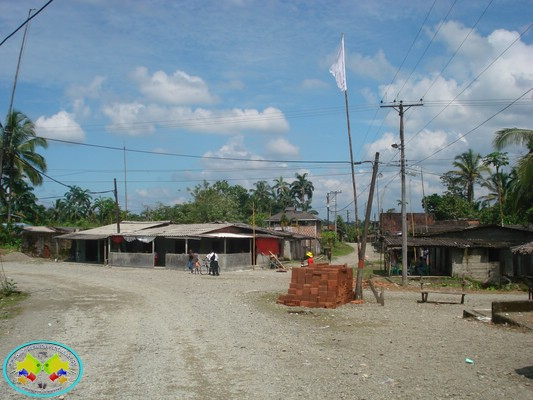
[
  {"xmin": 63, "ymin": 185, "xmax": 93, "ymax": 222},
  {"xmin": 92, "ymin": 196, "xmax": 118, "ymax": 225},
  {"xmin": 249, "ymin": 180, "xmax": 272, "ymax": 213},
  {"xmin": 450, "ymin": 149, "xmax": 487, "ymax": 204},
  {"xmin": 1, "ymin": 111, "xmax": 48, "ymax": 221},
  {"xmin": 482, "ymin": 152, "xmax": 509, "ymax": 226},
  {"xmin": 493, "ymin": 128, "xmax": 533, "ymax": 217},
  {"xmin": 188, "ymin": 180, "xmax": 245, "ymax": 223},
  {"xmin": 290, "ymin": 172, "xmax": 314, "ymax": 211},
  {"xmin": 272, "ymin": 176, "xmax": 293, "ymax": 212}
]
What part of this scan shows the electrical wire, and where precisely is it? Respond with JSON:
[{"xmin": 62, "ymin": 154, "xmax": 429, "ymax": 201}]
[{"xmin": 0, "ymin": 0, "xmax": 55, "ymax": 47}]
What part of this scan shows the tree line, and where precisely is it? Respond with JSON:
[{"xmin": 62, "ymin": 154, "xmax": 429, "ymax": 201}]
[
  {"xmin": 422, "ymin": 128, "xmax": 533, "ymax": 225},
  {"xmin": 1, "ymin": 110, "xmax": 532, "ymax": 235}
]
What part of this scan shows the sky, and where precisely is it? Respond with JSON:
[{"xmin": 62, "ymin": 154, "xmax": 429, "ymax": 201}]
[{"xmin": 1, "ymin": 0, "xmax": 532, "ymax": 222}]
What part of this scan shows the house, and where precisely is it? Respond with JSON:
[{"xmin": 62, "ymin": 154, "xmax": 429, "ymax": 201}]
[
  {"xmin": 55, "ymin": 221, "xmax": 300, "ymax": 271},
  {"xmin": 266, "ymin": 208, "xmax": 322, "ymax": 256},
  {"xmin": 21, "ymin": 226, "xmax": 74, "ymax": 259},
  {"xmin": 381, "ymin": 224, "xmax": 533, "ymax": 283},
  {"xmin": 511, "ymin": 241, "xmax": 533, "ymax": 277}
]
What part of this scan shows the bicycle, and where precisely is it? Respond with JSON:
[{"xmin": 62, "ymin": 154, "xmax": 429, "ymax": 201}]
[{"xmin": 199, "ymin": 258, "xmax": 211, "ymax": 275}]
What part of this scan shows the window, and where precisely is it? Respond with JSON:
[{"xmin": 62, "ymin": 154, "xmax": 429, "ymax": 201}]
[{"xmin": 488, "ymin": 248, "xmax": 499, "ymax": 262}]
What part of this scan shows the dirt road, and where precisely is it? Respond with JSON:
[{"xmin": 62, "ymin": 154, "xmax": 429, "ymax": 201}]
[{"xmin": 1, "ymin": 257, "xmax": 532, "ymax": 399}]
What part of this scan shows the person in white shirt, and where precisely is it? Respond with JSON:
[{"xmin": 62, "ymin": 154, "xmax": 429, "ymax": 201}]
[{"xmin": 206, "ymin": 250, "xmax": 219, "ymax": 276}]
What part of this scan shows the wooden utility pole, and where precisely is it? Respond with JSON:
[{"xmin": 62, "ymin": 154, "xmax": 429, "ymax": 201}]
[
  {"xmin": 114, "ymin": 178, "xmax": 121, "ymax": 233},
  {"xmin": 355, "ymin": 152, "xmax": 380, "ymax": 299},
  {"xmin": 380, "ymin": 100, "xmax": 423, "ymax": 286},
  {"xmin": 252, "ymin": 202, "xmax": 256, "ymax": 270},
  {"xmin": 330, "ymin": 190, "xmax": 342, "ymax": 237},
  {"xmin": 1, "ymin": 9, "xmax": 34, "ymax": 222}
]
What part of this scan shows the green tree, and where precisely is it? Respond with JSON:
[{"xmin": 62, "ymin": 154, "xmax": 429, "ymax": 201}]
[
  {"xmin": 188, "ymin": 180, "xmax": 245, "ymax": 223},
  {"xmin": 449, "ymin": 149, "xmax": 488, "ymax": 204},
  {"xmin": 249, "ymin": 180, "xmax": 272, "ymax": 213},
  {"xmin": 92, "ymin": 196, "xmax": 117, "ymax": 225},
  {"xmin": 272, "ymin": 176, "xmax": 293, "ymax": 212},
  {"xmin": 5, "ymin": 179, "xmax": 46, "ymax": 224},
  {"xmin": 423, "ymin": 193, "xmax": 477, "ymax": 220},
  {"xmin": 493, "ymin": 128, "xmax": 533, "ymax": 221},
  {"xmin": 1, "ymin": 111, "xmax": 48, "ymax": 221},
  {"xmin": 47, "ymin": 199, "xmax": 67, "ymax": 223},
  {"xmin": 290, "ymin": 172, "xmax": 314, "ymax": 211},
  {"xmin": 63, "ymin": 186, "xmax": 93, "ymax": 223},
  {"xmin": 482, "ymin": 152, "xmax": 509, "ymax": 226}
]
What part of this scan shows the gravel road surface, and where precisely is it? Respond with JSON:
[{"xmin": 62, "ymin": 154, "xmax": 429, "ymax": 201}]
[{"xmin": 1, "ymin": 255, "xmax": 532, "ymax": 399}]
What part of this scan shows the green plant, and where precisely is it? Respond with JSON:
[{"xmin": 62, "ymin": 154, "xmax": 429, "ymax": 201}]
[
  {"xmin": 0, "ymin": 266, "xmax": 18, "ymax": 297},
  {"xmin": 320, "ymin": 231, "xmax": 337, "ymax": 249},
  {"xmin": 0, "ymin": 223, "xmax": 23, "ymax": 248}
]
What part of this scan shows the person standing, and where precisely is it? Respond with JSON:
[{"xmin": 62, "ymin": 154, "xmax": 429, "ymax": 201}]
[
  {"xmin": 207, "ymin": 250, "xmax": 219, "ymax": 276},
  {"xmin": 306, "ymin": 251, "xmax": 314, "ymax": 266},
  {"xmin": 187, "ymin": 249, "xmax": 194, "ymax": 273}
]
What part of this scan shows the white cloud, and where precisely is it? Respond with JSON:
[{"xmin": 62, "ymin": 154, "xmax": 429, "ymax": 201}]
[
  {"xmin": 371, "ymin": 25, "xmax": 533, "ymax": 169},
  {"xmin": 168, "ymin": 106, "xmax": 290, "ymax": 134},
  {"xmin": 66, "ymin": 76, "xmax": 106, "ymax": 99},
  {"xmin": 301, "ymin": 79, "xmax": 328, "ymax": 90},
  {"xmin": 349, "ymin": 49, "xmax": 396, "ymax": 81},
  {"xmin": 102, "ymin": 102, "xmax": 155, "ymax": 136},
  {"xmin": 35, "ymin": 111, "xmax": 86, "ymax": 142},
  {"xmin": 265, "ymin": 137, "xmax": 299, "ymax": 157},
  {"xmin": 102, "ymin": 101, "xmax": 290, "ymax": 136},
  {"xmin": 130, "ymin": 67, "xmax": 217, "ymax": 105}
]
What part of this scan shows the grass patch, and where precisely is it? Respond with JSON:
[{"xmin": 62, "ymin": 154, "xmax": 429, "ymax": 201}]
[
  {"xmin": 0, "ymin": 291, "xmax": 29, "ymax": 320},
  {"xmin": 332, "ymin": 242, "xmax": 353, "ymax": 257}
]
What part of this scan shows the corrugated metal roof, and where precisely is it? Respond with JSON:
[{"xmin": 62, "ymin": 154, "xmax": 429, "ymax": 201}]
[
  {"xmin": 512, "ymin": 242, "xmax": 533, "ymax": 255},
  {"xmin": 127, "ymin": 223, "xmax": 234, "ymax": 238},
  {"xmin": 23, "ymin": 226, "xmax": 57, "ymax": 233},
  {"xmin": 57, "ymin": 221, "xmax": 292, "ymax": 241},
  {"xmin": 56, "ymin": 221, "xmax": 170, "ymax": 240},
  {"xmin": 204, "ymin": 232, "xmax": 253, "ymax": 239},
  {"xmin": 383, "ymin": 236, "xmax": 512, "ymax": 249}
]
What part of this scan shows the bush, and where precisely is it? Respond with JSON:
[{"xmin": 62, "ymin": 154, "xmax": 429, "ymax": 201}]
[
  {"xmin": 0, "ymin": 223, "xmax": 23, "ymax": 249},
  {"xmin": 0, "ymin": 267, "xmax": 18, "ymax": 298}
]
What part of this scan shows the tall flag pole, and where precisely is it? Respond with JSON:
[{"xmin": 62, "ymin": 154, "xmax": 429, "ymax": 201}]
[{"xmin": 329, "ymin": 34, "xmax": 363, "ymax": 299}]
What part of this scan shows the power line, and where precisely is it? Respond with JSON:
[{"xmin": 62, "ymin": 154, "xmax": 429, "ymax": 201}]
[
  {"xmin": 404, "ymin": 21, "xmax": 533, "ymax": 160},
  {"xmin": 421, "ymin": 0, "xmax": 494, "ymax": 99},
  {"xmin": 381, "ymin": 0, "xmax": 438, "ymax": 103},
  {"xmin": 395, "ymin": 0, "xmax": 458, "ymax": 100},
  {"xmin": 41, "ymin": 136, "xmax": 373, "ymax": 165},
  {"xmin": 415, "ymin": 86, "xmax": 533, "ymax": 165},
  {"xmin": 0, "ymin": 0, "xmax": 55, "ymax": 47}
]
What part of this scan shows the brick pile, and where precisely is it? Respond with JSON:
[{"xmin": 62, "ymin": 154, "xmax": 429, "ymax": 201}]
[{"xmin": 276, "ymin": 264, "xmax": 354, "ymax": 309}]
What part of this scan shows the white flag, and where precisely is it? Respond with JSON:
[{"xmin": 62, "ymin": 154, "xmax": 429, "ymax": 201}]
[{"xmin": 329, "ymin": 34, "xmax": 347, "ymax": 92}]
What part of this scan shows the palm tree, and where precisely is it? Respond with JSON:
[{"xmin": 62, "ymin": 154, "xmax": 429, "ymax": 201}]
[
  {"xmin": 92, "ymin": 196, "xmax": 117, "ymax": 225},
  {"xmin": 290, "ymin": 172, "xmax": 314, "ymax": 211},
  {"xmin": 493, "ymin": 128, "xmax": 533, "ymax": 222},
  {"xmin": 482, "ymin": 152, "xmax": 509, "ymax": 226},
  {"xmin": 1, "ymin": 111, "xmax": 48, "ymax": 221},
  {"xmin": 63, "ymin": 185, "xmax": 93, "ymax": 222},
  {"xmin": 451, "ymin": 149, "xmax": 487, "ymax": 204},
  {"xmin": 272, "ymin": 176, "xmax": 292, "ymax": 211},
  {"xmin": 493, "ymin": 128, "xmax": 533, "ymax": 189},
  {"xmin": 249, "ymin": 180, "xmax": 272, "ymax": 213}
]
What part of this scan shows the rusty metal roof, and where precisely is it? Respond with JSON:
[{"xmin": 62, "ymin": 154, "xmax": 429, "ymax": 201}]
[
  {"xmin": 382, "ymin": 235, "xmax": 512, "ymax": 249},
  {"xmin": 512, "ymin": 242, "xmax": 533, "ymax": 255}
]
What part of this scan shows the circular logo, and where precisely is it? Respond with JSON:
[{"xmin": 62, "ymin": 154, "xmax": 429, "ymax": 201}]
[{"xmin": 3, "ymin": 341, "xmax": 83, "ymax": 398}]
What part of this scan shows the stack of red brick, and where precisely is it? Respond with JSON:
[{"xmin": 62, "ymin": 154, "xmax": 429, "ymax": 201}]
[{"xmin": 277, "ymin": 264, "xmax": 354, "ymax": 309}]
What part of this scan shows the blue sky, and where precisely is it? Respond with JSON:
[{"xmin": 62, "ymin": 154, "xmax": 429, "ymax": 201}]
[{"xmin": 1, "ymin": 0, "xmax": 532, "ymax": 221}]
